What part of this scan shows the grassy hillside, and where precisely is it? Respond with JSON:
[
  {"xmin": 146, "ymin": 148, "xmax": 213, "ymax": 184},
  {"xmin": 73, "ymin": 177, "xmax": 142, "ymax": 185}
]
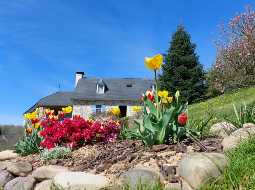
[
  {"xmin": 0, "ymin": 125, "xmax": 24, "ymax": 151},
  {"xmin": 188, "ymin": 87, "xmax": 255, "ymax": 123}
]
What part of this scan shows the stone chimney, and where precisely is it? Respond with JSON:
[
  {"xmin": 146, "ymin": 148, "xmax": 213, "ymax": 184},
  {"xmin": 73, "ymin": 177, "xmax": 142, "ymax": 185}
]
[{"xmin": 75, "ymin": 72, "xmax": 85, "ymax": 86}]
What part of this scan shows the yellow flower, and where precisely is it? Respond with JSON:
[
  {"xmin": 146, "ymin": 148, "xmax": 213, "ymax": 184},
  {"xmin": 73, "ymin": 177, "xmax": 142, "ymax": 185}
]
[
  {"xmin": 167, "ymin": 96, "xmax": 173, "ymax": 103},
  {"xmin": 110, "ymin": 107, "xmax": 121, "ymax": 116},
  {"xmin": 34, "ymin": 123, "xmax": 40, "ymax": 129},
  {"xmin": 144, "ymin": 54, "xmax": 163, "ymax": 70},
  {"xmin": 132, "ymin": 106, "xmax": 142, "ymax": 113},
  {"xmin": 62, "ymin": 106, "xmax": 73, "ymax": 114},
  {"xmin": 24, "ymin": 111, "xmax": 37, "ymax": 120},
  {"xmin": 158, "ymin": 90, "xmax": 169, "ymax": 98},
  {"xmin": 45, "ymin": 109, "xmax": 54, "ymax": 115}
]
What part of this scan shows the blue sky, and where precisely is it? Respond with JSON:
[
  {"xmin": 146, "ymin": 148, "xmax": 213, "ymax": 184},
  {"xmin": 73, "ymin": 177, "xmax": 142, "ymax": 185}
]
[{"xmin": 0, "ymin": 0, "xmax": 254, "ymax": 125}]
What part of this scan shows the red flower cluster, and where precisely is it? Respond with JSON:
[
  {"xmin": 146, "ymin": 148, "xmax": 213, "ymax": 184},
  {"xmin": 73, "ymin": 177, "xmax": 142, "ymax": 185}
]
[{"xmin": 39, "ymin": 115, "xmax": 120, "ymax": 149}]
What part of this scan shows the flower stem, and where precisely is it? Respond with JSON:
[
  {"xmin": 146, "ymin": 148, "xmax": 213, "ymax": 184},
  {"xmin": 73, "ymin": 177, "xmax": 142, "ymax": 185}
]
[{"xmin": 154, "ymin": 70, "xmax": 159, "ymax": 119}]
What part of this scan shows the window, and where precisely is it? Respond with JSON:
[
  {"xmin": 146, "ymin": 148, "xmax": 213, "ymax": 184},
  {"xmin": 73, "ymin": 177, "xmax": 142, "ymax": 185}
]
[
  {"xmin": 96, "ymin": 105, "xmax": 102, "ymax": 113},
  {"xmin": 152, "ymin": 84, "xmax": 156, "ymax": 92}
]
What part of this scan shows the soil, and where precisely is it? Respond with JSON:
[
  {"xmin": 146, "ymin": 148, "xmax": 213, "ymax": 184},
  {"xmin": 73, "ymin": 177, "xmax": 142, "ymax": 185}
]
[{"xmin": 14, "ymin": 137, "xmax": 223, "ymax": 180}]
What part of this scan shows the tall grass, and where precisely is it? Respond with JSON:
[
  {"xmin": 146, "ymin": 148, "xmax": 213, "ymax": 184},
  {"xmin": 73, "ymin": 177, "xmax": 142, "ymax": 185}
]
[{"xmin": 188, "ymin": 87, "xmax": 255, "ymax": 126}]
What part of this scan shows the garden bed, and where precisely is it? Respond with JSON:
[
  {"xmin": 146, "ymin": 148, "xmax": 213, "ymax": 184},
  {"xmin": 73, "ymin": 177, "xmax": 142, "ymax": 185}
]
[{"xmin": 13, "ymin": 138, "xmax": 222, "ymax": 181}]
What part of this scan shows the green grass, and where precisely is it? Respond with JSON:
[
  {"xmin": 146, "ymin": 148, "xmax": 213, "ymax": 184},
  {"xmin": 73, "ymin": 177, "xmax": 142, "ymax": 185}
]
[
  {"xmin": 200, "ymin": 137, "xmax": 255, "ymax": 190},
  {"xmin": 188, "ymin": 87, "xmax": 255, "ymax": 124}
]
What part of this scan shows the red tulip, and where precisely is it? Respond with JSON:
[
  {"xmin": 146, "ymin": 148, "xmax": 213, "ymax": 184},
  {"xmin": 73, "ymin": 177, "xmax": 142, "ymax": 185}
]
[
  {"xmin": 178, "ymin": 113, "xmax": 188, "ymax": 126},
  {"xmin": 146, "ymin": 90, "xmax": 154, "ymax": 102}
]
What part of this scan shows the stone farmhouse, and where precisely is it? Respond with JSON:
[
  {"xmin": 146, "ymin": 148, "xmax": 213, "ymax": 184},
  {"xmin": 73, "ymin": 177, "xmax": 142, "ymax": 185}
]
[{"xmin": 25, "ymin": 72, "xmax": 154, "ymax": 118}]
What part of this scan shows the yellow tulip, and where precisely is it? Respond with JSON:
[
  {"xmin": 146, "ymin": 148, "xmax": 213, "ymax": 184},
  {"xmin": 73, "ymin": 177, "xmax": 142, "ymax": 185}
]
[
  {"xmin": 110, "ymin": 107, "xmax": 121, "ymax": 116},
  {"xmin": 158, "ymin": 90, "xmax": 169, "ymax": 98},
  {"xmin": 24, "ymin": 111, "xmax": 37, "ymax": 120},
  {"xmin": 34, "ymin": 123, "xmax": 40, "ymax": 129},
  {"xmin": 167, "ymin": 96, "xmax": 173, "ymax": 103},
  {"xmin": 132, "ymin": 106, "xmax": 142, "ymax": 113},
  {"xmin": 62, "ymin": 106, "xmax": 73, "ymax": 114},
  {"xmin": 144, "ymin": 54, "xmax": 163, "ymax": 70}
]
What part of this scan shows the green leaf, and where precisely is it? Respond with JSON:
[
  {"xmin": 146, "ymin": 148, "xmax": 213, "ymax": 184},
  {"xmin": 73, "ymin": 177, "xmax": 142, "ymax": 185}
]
[
  {"xmin": 157, "ymin": 106, "xmax": 175, "ymax": 144},
  {"xmin": 144, "ymin": 99, "xmax": 157, "ymax": 117}
]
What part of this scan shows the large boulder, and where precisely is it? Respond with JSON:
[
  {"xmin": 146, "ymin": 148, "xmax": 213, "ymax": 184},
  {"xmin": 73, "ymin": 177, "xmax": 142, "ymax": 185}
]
[
  {"xmin": 34, "ymin": 180, "xmax": 53, "ymax": 190},
  {"xmin": 0, "ymin": 150, "xmax": 18, "ymax": 161},
  {"xmin": 243, "ymin": 123, "xmax": 255, "ymax": 129},
  {"xmin": 32, "ymin": 165, "xmax": 68, "ymax": 181},
  {"xmin": 178, "ymin": 153, "xmax": 228, "ymax": 190},
  {"xmin": 119, "ymin": 167, "xmax": 164, "ymax": 189},
  {"xmin": 53, "ymin": 172, "xmax": 109, "ymax": 190},
  {"xmin": 6, "ymin": 161, "xmax": 32, "ymax": 176},
  {"xmin": 0, "ymin": 170, "xmax": 14, "ymax": 187},
  {"xmin": 222, "ymin": 126, "xmax": 255, "ymax": 151},
  {"xmin": 4, "ymin": 176, "xmax": 35, "ymax": 190},
  {"xmin": 210, "ymin": 122, "xmax": 236, "ymax": 138},
  {"xmin": 0, "ymin": 162, "xmax": 8, "ymax": 170}
]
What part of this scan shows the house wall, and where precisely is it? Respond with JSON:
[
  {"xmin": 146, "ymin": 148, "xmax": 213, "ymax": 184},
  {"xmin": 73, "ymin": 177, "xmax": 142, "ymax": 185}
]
[{"xmin": 72, "ymin": 105, "xmax": 137, "ymax": 118}]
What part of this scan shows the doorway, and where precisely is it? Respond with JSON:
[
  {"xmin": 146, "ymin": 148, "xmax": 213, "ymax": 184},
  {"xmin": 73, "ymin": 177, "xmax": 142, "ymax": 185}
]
[{"xmin": 119, "ymin": 106, "xmax": 127, "ymax": 117}]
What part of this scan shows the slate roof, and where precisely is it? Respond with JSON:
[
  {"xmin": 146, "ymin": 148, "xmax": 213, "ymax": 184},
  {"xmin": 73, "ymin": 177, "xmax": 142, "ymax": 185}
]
[
  {"xmin": 74, "ymin": 78, "xmax": 154, "ymax": 101},
  {"xmin": 24, "ymin": 78, "xmax": 154, "ymax": 113},
  {"xmin": 24, "ymin": 92, "xmax": 74, "ymax": 113}
]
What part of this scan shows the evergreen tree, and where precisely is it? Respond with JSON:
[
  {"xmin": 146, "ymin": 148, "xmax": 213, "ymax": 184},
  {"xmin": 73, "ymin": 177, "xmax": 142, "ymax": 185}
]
[{"xmin": 159, "ymin": 25, "xmax": 206, "ymax": 103}]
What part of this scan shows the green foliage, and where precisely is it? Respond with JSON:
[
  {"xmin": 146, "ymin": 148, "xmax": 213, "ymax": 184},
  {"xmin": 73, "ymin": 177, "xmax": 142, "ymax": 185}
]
[
  {"xmin": 188, "ymin": 114, "xmax": 214, "ymax": 139},
  {"xmin": 159, "ymin": 25, "xmax": 207, "ymax": 103},
  {"xmin": 188, "ymin": 87, "xmax": 255, "ymax": 125},
  {"xmin": 40, "ymin": 146, "xmax": 71, "ymax": 162},
  {"xmin": 15, "ymin": 128, "xmax": 42, "ymax": 156},
  {"xmin": 225, "ymin": 103, "xmax": 255, "ymax": 128},
  {"xmin": 122, "ymin": 92, "xmax": 193, "ymax": 146},
  {"xmin": 200, "ymin": 137, "xmax": 255, "ymax": 190}
]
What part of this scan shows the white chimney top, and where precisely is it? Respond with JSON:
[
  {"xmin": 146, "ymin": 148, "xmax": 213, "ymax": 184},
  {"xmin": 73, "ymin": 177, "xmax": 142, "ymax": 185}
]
[{"xmin": 75, "ymin": 72, "xmax": 85, "ymax": 86}]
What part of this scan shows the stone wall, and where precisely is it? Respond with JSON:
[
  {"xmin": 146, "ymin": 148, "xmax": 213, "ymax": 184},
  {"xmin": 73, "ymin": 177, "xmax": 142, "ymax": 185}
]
[
  {"xmin": 72, "ymin": 105, "xmax": 92, "ymax": 118},
  {"xmin": 72, "ymin": 105, "xmax": 137, "ymax": 119}
]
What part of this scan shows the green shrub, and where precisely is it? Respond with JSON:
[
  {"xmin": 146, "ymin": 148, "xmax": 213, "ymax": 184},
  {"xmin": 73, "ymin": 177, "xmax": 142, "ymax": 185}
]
[
  {"xmin": 15, "ymin": 128, "xmax": 42, "ymax": 156},
  {"xmin": 40, "ymin": 146, "xmax": 71, "ymax": 162}
]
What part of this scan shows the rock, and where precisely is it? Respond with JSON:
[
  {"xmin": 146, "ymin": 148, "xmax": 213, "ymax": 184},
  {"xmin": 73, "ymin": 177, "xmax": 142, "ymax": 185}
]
[
  {"xmin": 0, "ymin": 162, "xmax": 8, "ymax": 170},
  {"xmin": 210, "ymin": 122, "xmax": 236, "ymax": 138},
  {"xmin": 222, "ymin": 127, "xmax": 255, "ymax": 151},
  {"xmin": 243, "ymin": 123, "xmax": 255, "ymax": 129},
  {"xmin": 0, "ymin": 170, "xmax": 14, "ymax": 187},
  {"xmin": 32, "ymin": 165, "xmax": 68, "ymax": 180},
  {"xmin": 0, "ymin": 150, "xmax": 18, "ymax": 161},
  {"xmin": 53, "ymin": 172, "xmax": 109, "ymax": 190},
  {"xmin": 34, "ymin": 180, "xmax": 53, "ymax": 190},
  {"xmin": 160, "ymin": 164, "xmax": 176, "ymax": 180},
  {"xmin": 4, "ymin": 176, "xmax": 35, "ymax": 190},
  {"xmin": 119, "ymin": 167, "xmax": 164, "ymax": 189},
  {"xmin": 186, "ymin": 145, "xmax": 195, "ymax": 153},
  {"xmin": 178, "ymin": 153, "xmax": 228, "ymax": 189},
  {"xmin": 6, "ymin": 161, "xmax": 32, "ymax": 176}
]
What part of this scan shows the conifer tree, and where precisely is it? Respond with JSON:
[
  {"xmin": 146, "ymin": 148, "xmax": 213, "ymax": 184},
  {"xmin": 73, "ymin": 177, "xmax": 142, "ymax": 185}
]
[{"xmin": 159, "ymin": 25, "xmax": 206, "ymax": 103}]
